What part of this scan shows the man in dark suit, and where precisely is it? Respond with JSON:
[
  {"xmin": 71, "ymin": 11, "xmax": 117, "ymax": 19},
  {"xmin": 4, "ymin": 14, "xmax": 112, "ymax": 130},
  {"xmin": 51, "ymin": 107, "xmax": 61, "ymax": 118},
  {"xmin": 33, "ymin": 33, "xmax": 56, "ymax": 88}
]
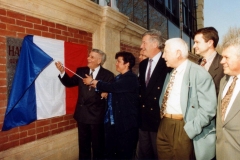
[
  {"xmin": 193, "ymin": 27, "xmax": 224, "ymax": 95},
  {"xmin": 55, "ymin": 49, "xmax": 114, "ymax": 160},
  {"xmin": 136, "ymin": 29, "xmax": 170, "ymax": 159},
  {"xmin": 216, "ymin": 37, "xmax": 240, "ymax": 160}
]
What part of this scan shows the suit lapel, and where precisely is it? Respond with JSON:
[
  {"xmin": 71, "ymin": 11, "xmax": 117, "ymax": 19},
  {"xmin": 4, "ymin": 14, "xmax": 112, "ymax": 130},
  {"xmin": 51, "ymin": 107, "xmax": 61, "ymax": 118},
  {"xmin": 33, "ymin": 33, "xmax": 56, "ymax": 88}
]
[
  {"xmin": 208, "ymin": 53, "xmax": 221, "ymax": 79},
  {"xmin": 95, "ymin": 67, "xmax": 104, "ymax": 80},
  {"xmin": 146, "ymin": 56, "xmax": 165, "ymax": 95},
  {"xmin": 180, "ymin": 60, "xmax": 191, "ymax": 116}
]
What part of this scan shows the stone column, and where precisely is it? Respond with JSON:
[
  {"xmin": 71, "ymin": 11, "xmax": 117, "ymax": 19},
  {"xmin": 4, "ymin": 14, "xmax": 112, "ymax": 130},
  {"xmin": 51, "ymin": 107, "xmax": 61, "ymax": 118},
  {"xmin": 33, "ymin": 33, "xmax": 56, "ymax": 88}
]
[{"xmin": 93, "ymin": 6, "xmax": 128, "ymax": 74}]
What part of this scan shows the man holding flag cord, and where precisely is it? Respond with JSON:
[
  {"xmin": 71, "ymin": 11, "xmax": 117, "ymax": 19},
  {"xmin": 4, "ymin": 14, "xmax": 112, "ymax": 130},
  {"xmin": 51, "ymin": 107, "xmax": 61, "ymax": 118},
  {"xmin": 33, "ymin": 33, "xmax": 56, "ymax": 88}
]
[{"xmin": 55, "ymin": 49, "xmax": 114, "ymax": 160}]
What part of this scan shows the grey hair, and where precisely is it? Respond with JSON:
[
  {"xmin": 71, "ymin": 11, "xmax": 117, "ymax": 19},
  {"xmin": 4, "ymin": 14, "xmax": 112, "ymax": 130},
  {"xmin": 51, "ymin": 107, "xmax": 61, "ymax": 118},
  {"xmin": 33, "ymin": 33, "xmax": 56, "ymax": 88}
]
[
  {"xmin": 142, "ymin": 29, "xmax": 165, "ymax": 50},
  {"xmin": 222, "ymin": 37, "xmax": 240, "ymax": 57},
  {"xmin": 165, "ymin": 38, "xmax": 189, "ymax": 58},
  {"xmin": 91, "ymin": 48, "xmax": 106, "ymax": 65}
]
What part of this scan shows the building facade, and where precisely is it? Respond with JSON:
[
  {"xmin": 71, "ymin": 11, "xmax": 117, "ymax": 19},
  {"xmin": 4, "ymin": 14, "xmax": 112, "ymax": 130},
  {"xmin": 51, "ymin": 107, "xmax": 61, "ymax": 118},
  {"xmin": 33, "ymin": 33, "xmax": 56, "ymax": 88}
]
[{"xmin": 0, "ymin": 0, "xmax": 203, "ymax": 159}]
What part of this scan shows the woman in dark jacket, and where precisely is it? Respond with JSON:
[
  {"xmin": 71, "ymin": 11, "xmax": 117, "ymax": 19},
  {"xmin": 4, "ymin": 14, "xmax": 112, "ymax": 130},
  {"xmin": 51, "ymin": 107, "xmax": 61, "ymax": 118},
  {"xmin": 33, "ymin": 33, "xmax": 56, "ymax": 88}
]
[{"xmin": 83, "ymin": 51, "xmax": 139, "ymax": 159}]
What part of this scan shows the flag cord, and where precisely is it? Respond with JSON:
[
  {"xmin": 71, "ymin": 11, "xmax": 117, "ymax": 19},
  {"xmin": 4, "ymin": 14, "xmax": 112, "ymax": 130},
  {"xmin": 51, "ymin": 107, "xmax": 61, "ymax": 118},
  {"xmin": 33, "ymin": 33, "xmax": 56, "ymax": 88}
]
[{"xmin": 62, "ymin": 65, "xmax": 83, "ymax": 79}]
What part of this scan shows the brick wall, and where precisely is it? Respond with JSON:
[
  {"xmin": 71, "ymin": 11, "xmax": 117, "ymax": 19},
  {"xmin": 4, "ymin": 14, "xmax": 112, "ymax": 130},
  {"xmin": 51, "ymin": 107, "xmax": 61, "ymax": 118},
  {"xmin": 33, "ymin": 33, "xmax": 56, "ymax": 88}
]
[
  {"xmin": 120, "ymin": 43, "xmax": 141, "ymax": 74},
  {"xmin": 0, "ymin": 8, "xmax": 92, "ymax": 151}
]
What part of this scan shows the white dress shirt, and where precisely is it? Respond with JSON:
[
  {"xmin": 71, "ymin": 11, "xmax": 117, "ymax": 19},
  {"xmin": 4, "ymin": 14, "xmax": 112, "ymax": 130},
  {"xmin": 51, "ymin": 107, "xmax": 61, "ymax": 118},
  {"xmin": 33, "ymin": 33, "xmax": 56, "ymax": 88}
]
[
  {"xmin": 166, "ymin": 60, "xmax": 188, "ymax": 114},
  {"xmin": 145, "ymin": 52, "xmax": 162, "ymax": 81},
  {"xmin": 222, "ymin": 75, "xmax": 240, "ymax": 120}
]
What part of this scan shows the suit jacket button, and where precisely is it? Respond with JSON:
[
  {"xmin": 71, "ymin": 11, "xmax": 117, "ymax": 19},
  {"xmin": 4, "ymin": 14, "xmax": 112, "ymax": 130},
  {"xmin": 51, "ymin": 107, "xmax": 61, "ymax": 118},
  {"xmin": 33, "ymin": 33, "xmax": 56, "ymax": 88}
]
[
  {"xmin": 154, "ymin": 97, "xmax": 156, "ymax": 100},
  {"xmin": 192, "ymin": 106, "xmax": 195, "ymax": 108},
  {"xmin": 158, "ymin": 87, "xmax": 160, "ymax": 89},
  {"xmin": 142, "ymin": 105, "xmax": 145, "ymax": 108},
  {"xmin": 150, "ymin": 108, "xmax": 153, "ymax": 110},
  {"xmin": 139, "ymin": 95, "xmax": 141, "ymax": 97}
]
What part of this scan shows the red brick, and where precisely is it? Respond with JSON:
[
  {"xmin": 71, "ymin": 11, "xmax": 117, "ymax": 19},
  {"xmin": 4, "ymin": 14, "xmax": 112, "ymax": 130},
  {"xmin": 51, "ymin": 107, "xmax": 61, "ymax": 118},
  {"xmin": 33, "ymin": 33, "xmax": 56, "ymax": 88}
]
[
  {"xmin": 16, "ymin": 20, "xmax": 33, "ymax": 28},
  {"xmin": 9, "ymin": 132, "xmax": 20, "ymax": 141},
  {"xmin": 42, "ymin": 20, "xmax": 55, "ymax": 28},
  {"xmin": 0, "ymin": 57, "xmax": 7, "ymax": 64},
  {"xmin": 63, "ymin": 114, "xmax": 73, "ymax": 120},
  {"xmin": 34, "ymin": 24, "xmax": 48, "ymax": 31},
  {"xmin": 19, "ymin": 122, "xmax": 36, "ymax": 131},
  {"xmin": 62, "ymin": 30, "xmax": 73, "ymax": 37},
  {"xmin": 0, "ymin": 87, "xmax": 7, "ymax": 93},
  {"xmin": 26, "ymin": 28, "xmax": 41, "ymax": 36},
  {"xmin": 0, "ymin": 22, "xmax": 6, "ymax": 29},
  {"xmin": 26, "ymin": 16, "xmax": 41, "ymax": 24},
  {"xmin": 56, "ymin": 34, "xmax": 68, "ymax": 41},
  {"xmin": 0, "ymin": 29, "xmax": 16, "ymax": 37},
  {"xmin": 37, "ymin": 131, "xmax": 50, "ymax": 139},
  {"xmin": 0, "ymin": 101, "xmax": 7, "ymax": 108},
  {"xmin": 69, "ymin": 119, "xmax": 77, "ymax": 124},
  {"xmin": 0, "ymin": 65, "xmax": 6, "ymax": 71},
  {"xmin": 0, "ymin": 16, "xmax": 15, "ymax": 24},
  {"xmin": 68, "ymin": 37, "xmax": 79, "ymax": 43},
  {"xmin": 74, "ymin": 33, "xmax": 83, "ymax": 39},
  {"xmin": 84, "ymin": 36, "xmax": 92, "ymax": 41},
  {"xmin": 58, "ymin": 121, "xmax": 69, "ymax": 127},
  {"xmin": 49, "ymin": 28, "xmax": 61, "ymax": 34},
  {"xmin": 0, "ymin": 8, "xmax": 6, "ymax": 15},
  {"xmin": 56, "ymin": 24, "xmax": 67, "ymax": 30},
  {"xmin": 28, "ymin": 128, "xmax": 36, "ymax": 135},
  {"xmin": 51, "ymin": 128, "xmax": 63, "ymax": 135},
  {"xmin": 0, "ymin": 135, "xmax": 8, "ymax": 144},
  {"xmin": 36, "ymin": 126, "xmax": 43, "ymax": 133},
  {"xmin": 6, "ymin": 24, "xmax": 25, "ymax": 33},
  {"xmin": 19, "ymin": 135, "xmax": 36, "ymax": 145},
  {"xmin": 79, "ymin": 30, "xmax": 89, "ymax": 36},
  {"xmin": 36, "ymin": 119, "xmax": 51, "ymax": 127},
  {"xmin": 0, "ymin": 126, "xmax": 19, "ymax": 136},
  {"xmin": 0, "ymin": 93, "xmax": 7, "ymax": 101},
  {"xmin": 0, "ymin": 140, "xmax": 19, "ymax": 151},
  {"xmin": 42, "ymin": 32, "xmax": 55, "ymax": 39},
  {"xmin": 19, "ymin": 131, "xmax": 27, "ymax": 137},
  {"xmin": 7, "ymin": 11, "xmax": 25, "ymax": 20},
  {"xmin": 17, "ymin": 32, "xmax": 27, "ymax": 39},
  {"xmin": 68, "ymin": 27, "xmax": 79, "ymax": 33},
  {"xmin": 0, "ymin": 36, "xmax": 6, "ymax": 42},
  {"xmin": 64, "ymin": 124, "xmax": 75, "ymax": 131},
  {"xmin": 0, "ymin": 43, "xmax": 6, "ymax": 50},
  {"xmin": 51, "ymin": 116, "xmax": 63, "ymax": 123},
  {"xmin": 50, "ymin": 123, "xmax": 57, "ymax": 130}
]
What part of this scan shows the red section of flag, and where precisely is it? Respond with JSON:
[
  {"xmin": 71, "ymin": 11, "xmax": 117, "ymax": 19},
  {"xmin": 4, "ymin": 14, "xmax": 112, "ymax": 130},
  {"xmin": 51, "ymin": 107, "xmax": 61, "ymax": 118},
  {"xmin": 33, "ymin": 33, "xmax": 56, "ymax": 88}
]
[{"xmin": 64, "ymin": 42, "xmax": 88, "ymax": 114}]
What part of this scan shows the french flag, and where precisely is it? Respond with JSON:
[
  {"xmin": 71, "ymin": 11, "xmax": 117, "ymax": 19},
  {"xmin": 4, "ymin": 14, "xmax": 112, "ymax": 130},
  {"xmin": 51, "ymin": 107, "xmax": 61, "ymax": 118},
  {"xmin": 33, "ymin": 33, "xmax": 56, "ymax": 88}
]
[{"xmin": 2, "ymin": 35, "xmax": 88, "ymax": 131}]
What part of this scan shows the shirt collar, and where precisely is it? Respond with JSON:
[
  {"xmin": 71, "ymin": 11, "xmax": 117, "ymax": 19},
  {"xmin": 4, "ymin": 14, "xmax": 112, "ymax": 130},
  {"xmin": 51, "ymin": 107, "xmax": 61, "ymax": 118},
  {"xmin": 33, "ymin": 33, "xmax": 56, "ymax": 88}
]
[
  {"xmin": 175, "ymin": 59, "xmax": 188, "ymax": 74},
  {"xmin": 151, "ymin": 51, "xmax": 162, "ymax": 62}
]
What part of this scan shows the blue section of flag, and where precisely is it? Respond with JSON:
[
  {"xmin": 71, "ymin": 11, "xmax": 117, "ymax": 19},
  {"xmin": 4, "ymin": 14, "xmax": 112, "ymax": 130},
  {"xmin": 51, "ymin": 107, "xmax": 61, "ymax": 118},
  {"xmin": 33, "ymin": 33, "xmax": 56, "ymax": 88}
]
[{"xmin": 2, "ymin": 35, "xmax": 53, "ymax": 131}]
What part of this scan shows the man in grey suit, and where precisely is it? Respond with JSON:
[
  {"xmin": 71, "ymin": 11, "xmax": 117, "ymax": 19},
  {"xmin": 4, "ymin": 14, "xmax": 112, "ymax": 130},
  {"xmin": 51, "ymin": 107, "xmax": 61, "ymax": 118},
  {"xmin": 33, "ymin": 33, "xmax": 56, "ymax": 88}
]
[
  {"xmin": 216, "ymin": 37, "xmax": 240, "ymax": 160},
  {"xmin": 193, "ymin": 27, "xmax": 224, "ymax": 95},
  {"xmin": 157, "ymin": 38, "xmax": 217, "ymax": 160}
]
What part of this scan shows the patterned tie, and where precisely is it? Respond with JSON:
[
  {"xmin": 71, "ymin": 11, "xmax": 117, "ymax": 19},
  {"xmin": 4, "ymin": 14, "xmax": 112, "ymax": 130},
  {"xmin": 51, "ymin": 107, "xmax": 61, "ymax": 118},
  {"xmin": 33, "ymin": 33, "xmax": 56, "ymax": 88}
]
[
  {"xmin": 221, "ymin": 76, "xmax": 238, "ymax": 122},
  {"xmin": 160, "ymin": 69, "xmax": 177, "ymax": 119},
  {"xmin": 89, "ymin": 69, "xmax": 95, "ymax": 91},
  {"xmin": 146, "ymin": 59, "xmax": 153, "ymax": 86},
  {"xmin": 200, "ymin": 58, "xmax": 207, "ymax": 66}
]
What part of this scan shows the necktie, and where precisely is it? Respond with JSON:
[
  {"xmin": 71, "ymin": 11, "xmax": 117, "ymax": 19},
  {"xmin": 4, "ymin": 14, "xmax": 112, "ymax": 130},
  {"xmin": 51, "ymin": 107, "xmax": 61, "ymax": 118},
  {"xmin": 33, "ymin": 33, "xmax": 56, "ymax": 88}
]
[
  {"xmin": 200, "ymin": 58, "xmax": 207, "ymax": 66},
  {"xmin": 160, "ymin": 69, "xmax": 177, "ymax": 119},
  {"xmin": 89, "ymin": 69, "xmax": 95, "ymax": 91},
  {"xmin": 221, "ymin": 76, "xmax": 238, "ymax": 122},
  {"xmin": 146, "ymin": 59, "xmax": 153, "ymax": 86}
]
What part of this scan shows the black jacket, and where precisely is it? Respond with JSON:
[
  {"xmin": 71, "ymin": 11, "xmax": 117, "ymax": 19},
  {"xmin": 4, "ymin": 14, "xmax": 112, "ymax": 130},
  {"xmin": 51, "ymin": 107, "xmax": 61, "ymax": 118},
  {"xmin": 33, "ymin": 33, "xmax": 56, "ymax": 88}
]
[
  {"xmin": 59, "ymin": 66, "xmax": 114, "ymax": 124},
  {"xmin": 97, "ymin": 70, "xmax": 139, "ymax": 134}
]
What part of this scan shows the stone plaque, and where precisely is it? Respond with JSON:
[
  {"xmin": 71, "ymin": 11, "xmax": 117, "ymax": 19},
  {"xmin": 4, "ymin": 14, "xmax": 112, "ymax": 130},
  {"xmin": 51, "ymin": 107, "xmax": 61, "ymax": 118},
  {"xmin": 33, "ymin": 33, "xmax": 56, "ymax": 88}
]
[{"xmin": 6, "ymin": 37, "xmax": 23, "ymax": 96}]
